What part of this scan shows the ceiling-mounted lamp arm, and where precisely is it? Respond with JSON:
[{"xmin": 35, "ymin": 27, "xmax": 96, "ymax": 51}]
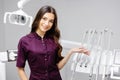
[{"xmin": 17, "ymin": 0, "xmax": 31, "ymax": 9}]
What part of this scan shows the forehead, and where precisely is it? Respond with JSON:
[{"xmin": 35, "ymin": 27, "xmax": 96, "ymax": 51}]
[{"xmin": 43, "ymin": 12, "xmax": 55, "ymax": 20}]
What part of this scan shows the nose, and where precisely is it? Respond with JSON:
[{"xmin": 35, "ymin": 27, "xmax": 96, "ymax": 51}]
[{"xmin": 44, "ymin": 20, "xmax": 49, "ymax": 26}]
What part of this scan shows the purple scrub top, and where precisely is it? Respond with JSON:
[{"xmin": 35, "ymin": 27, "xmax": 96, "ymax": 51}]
[{"xmin": 16, "ymin": 32, "xmax": 63, "ymax": 80}]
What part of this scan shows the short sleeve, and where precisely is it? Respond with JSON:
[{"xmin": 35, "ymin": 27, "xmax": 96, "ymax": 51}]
[
  {"xmin": 16, "ymin": 38, "xmax": 27, "ymax": 68},
  {"xmin": 55, "ymin": 47, "xmax": 64, "ymax": 63},
  {"xmin": 56, "ymin": 56, "xmax": 64, "ymax": 64}
]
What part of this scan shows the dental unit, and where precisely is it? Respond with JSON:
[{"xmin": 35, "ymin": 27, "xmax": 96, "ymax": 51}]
[
  {"xmin": 0, "ymin": 50, "xmax": 17, "ymax": 80},
  {"xmin": 70, "ymin": 28, "xmax": 120, "ymax": 80}
]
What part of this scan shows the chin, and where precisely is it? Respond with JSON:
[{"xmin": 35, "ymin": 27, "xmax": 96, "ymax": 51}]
[{"xmin": 41, "ymin": 30, "xmax": 47, "ymax": 33}]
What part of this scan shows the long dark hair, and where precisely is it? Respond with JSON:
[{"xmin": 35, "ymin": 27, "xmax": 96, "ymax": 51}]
[{"xmin": 31, "ymin": 5, "xmax": 63, "ymax": 60}]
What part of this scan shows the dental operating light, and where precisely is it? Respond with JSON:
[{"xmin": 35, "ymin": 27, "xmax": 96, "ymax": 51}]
[{"xmin": 4, "ymin": 0, "xmax": 33, "ymax": 27}]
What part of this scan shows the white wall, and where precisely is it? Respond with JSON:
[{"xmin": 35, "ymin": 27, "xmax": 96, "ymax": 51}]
[{"xmin": 0, "ymin": 0, "xmax": 5, "ymax": 51}]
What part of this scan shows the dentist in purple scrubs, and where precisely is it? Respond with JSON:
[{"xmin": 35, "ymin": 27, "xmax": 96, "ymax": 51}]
[{"xmin": 16, "ymin": 5, "xmax": 90, "ymax": 80}]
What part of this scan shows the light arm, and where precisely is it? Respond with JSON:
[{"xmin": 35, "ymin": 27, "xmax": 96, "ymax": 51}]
[{"xmin": 17, "ymin": 0, "xmax": 31, "ymax": 9}]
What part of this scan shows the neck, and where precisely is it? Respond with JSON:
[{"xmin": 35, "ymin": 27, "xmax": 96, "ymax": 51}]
[{"xmin": 36, "ymin": 30, "xmax": 45, "ymax": 38}]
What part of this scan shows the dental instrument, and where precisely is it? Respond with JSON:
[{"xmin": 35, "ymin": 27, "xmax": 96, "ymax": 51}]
[
  {"xmin": 89, "ymin": 31, "xmax": 102, "ymax": 80},
  {"xmin": 79, "ymin": 29, "xmax": 96, "ymax": 68},
  {"xmin": 110, "ymin": 49, "xmax": 120, "ymax": 79},
  {"xmin": 70, "ymin": 30, "xmax": 89, "ymax": 80},
  {"xmin": 70, "ymin": 29, "xmax": 97, "ymax": 80},
  {"xmin": 93, "ymin": 28, "xmax": 110, "ymax": 80},
  {"xmin": 101, "ymin": 30, "xmax": 113, "ymax": 80}
]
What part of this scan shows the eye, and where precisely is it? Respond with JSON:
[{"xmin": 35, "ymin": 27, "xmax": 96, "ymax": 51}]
[
  {"xmin": 42, "ymin": 17, "xmax": 47, "ymax": 21},
  {"xmin": 49, "ymin": 20, "xmax": 54, "ymax": 23}
]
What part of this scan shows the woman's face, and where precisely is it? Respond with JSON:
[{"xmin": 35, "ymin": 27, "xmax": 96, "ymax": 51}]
[{"xmin": 38, "ymin": 12, "xmax": 55, "ymax": 34}]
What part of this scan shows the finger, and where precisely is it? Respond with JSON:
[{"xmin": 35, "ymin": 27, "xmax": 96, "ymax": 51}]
[{"xmin": 84, "ymin": 50, "xmax": 90, "ymax": 55}]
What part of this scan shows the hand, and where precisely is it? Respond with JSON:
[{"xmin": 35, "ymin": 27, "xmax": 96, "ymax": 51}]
[{"xmin": 70, "ymin": 47, "xmax": 90, "ymax": 55}]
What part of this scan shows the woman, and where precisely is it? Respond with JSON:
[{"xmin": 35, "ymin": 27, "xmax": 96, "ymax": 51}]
[{"xmin": 16, "ymin": 5, "xmax": 90, "ymax": 80}]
